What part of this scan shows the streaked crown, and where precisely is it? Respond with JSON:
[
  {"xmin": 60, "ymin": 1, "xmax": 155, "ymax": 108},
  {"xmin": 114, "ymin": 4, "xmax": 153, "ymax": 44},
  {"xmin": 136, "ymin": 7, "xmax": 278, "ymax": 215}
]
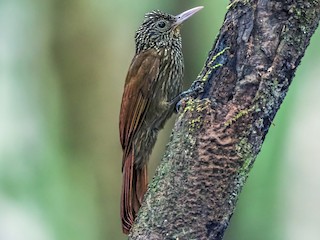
[{"xmin": 135, "ymin": 10, "xmax": 181, "ymax": 53}]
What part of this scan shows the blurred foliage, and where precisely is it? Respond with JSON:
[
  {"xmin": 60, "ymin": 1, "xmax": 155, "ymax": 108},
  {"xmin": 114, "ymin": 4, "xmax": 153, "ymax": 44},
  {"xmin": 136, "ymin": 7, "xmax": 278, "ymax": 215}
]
[{"xmin": 0, "ymin": 1, "xmax": 319, "ymax": 240}]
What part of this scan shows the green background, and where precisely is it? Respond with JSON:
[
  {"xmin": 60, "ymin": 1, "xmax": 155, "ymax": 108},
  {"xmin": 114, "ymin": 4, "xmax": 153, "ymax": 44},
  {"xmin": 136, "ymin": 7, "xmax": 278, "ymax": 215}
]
[{"xmin": 1, "ymin": 1, "xmax": 320, "ymax": 240}]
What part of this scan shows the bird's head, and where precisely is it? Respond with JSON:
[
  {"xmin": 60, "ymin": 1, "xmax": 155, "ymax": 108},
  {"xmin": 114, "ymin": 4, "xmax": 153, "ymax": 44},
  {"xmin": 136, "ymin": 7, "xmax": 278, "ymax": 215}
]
[{"xmin": 135, "ymin": 6, "xmax": 203, "ymax": 53}]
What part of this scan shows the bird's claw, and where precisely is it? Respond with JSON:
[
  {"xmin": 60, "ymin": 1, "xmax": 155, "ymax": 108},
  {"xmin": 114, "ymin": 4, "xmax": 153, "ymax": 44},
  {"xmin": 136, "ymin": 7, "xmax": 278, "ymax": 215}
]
[
  {"xmin": 175, "ymin": 99, "xmax": 184, "ymax": 113},
  {"xmin": 174, "ymin": 80, "xmax": 205, "ymax": 112}
]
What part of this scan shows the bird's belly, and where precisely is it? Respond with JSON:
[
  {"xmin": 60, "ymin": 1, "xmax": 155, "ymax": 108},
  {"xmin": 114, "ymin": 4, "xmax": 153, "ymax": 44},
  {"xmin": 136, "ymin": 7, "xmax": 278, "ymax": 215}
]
[
  {"xmin": 132, "ymin": 78, "xmax": 181, "ymax": 168},
  {"xmin": 147, "ymin": 77, "xmax": 181, "ymax": 129}
]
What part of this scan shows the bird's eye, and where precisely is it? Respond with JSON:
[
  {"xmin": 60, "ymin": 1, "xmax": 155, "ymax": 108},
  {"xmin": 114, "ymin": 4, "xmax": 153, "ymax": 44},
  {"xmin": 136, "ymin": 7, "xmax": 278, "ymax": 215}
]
[{"xmin": 157, "ymin": 20, "xmax": 168, "ymax": 30}]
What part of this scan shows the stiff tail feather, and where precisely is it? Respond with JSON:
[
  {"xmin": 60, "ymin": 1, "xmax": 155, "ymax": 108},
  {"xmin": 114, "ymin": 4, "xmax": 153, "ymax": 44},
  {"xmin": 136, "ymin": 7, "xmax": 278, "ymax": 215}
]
[{"xmin": 121, "ymin": 151, "xmax": 148, "ymax": 234}]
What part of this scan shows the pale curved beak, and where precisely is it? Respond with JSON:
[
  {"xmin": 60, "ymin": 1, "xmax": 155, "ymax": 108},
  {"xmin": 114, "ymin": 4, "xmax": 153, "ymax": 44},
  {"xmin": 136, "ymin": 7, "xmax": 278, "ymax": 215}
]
[{"xmin": 173, "ymin": 6, "xmax": 204, "ymax": 27}]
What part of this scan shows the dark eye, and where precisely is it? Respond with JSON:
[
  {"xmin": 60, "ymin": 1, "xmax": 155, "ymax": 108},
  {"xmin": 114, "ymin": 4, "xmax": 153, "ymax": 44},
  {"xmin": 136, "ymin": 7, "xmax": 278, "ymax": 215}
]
[{"xmin": 157, "ymin": 20, "xmax": 168, "ymax": 30}]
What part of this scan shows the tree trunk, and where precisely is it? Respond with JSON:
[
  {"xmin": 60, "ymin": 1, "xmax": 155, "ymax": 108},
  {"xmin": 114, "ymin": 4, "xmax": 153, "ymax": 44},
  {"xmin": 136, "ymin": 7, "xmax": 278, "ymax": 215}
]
[{"xmin": 130, "ymin": 1, "xmax": 320, "ymax": 239}]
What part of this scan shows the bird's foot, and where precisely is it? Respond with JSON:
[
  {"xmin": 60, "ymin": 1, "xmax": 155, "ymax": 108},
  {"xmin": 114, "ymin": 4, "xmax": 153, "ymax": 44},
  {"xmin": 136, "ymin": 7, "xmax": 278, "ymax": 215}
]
[{"xmin": 173, "ymin": 80, "xmax": 205, "ymax": 113}]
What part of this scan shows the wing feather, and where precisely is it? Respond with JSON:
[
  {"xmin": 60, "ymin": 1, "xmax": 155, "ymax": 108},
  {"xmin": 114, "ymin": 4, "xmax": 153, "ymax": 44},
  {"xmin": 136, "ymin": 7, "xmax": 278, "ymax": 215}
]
[{"xmin": 119, "ymin": 49, "xmax": 161, "ymax": 167}]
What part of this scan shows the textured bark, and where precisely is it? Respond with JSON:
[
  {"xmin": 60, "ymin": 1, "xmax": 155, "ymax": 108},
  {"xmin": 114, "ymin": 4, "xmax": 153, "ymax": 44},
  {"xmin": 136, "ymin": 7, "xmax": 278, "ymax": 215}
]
[{"xmin": 130, "ymin": 1, "xmax": 320, "ymax": 239}]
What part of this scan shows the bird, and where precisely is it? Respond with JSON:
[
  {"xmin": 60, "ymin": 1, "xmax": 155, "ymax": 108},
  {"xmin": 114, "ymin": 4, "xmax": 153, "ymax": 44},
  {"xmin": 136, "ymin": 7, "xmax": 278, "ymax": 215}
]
[{"xmin": 119, "ymin": 6, "xmax": 203, "ymax": 234}]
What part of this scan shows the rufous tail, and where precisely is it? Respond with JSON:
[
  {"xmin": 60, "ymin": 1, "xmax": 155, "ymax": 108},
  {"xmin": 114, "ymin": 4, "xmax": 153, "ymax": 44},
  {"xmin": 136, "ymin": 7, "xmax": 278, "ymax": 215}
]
[{"xmin": 121, "ymin": 151, "xmax": 148, "ymax": 234}]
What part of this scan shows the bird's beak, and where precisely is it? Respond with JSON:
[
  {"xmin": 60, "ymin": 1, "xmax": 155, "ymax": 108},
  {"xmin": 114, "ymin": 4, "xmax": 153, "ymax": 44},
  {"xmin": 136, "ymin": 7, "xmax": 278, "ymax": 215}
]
[{"xmin": 173, "ymin": 6, "xmax": 204, "ymax": 27}]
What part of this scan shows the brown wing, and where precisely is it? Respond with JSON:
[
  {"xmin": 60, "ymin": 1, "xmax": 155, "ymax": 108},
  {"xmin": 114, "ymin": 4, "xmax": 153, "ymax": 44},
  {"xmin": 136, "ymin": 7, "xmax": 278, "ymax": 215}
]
[
  {"xmin": 119, "ymin": 49, "xmax": 161, "ymax": 166},
  {"xmin": 119, "ymin": 49, "xmax": 161, "ymax": 234}
]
